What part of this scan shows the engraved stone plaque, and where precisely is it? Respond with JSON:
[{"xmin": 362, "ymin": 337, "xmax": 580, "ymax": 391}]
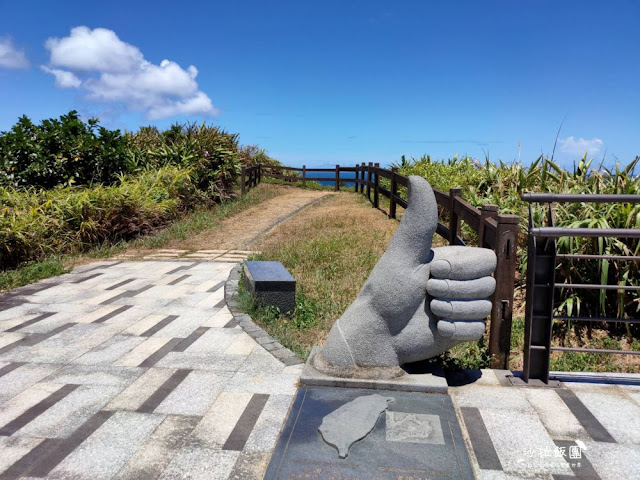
[{"xmin": 385, "ymin": 411, "xmax": 445, "ymax": 445}]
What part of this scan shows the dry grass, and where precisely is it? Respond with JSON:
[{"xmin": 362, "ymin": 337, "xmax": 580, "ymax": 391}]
[{"xmin": 249, "ymin": 191, "xmax": 399, "ymax": 358}]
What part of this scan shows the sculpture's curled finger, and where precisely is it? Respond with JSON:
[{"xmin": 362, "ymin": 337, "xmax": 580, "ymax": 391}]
[
  {"xmin": 430, "ymin": 299, "xmax": 492, "ymax": 320},
  {"xmin": 436, "ymin": 319, "xmax": 486, "ymax": 341},
  {"xmin": 431, "ymin": 246, "xmax": 496, "ymax": 280},
  {"xmin": 426, "ymin": 277, "xmax": 496, "ymax": 299}
]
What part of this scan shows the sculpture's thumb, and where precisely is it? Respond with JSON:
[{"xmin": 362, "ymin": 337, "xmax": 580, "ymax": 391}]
[{"xmin": 383, "ymin": 176, "xmax": 438, "ymax": 266}]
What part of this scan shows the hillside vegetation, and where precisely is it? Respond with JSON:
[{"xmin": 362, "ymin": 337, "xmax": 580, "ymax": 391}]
[{"xmin": 0, "ymin": 111, "xmax": 277, "ymax": 270}]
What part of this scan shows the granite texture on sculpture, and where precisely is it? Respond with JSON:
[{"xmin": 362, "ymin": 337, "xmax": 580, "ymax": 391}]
[{"xmin": 314, "ymin": 176, "xmax": 497, "ymax": 378}]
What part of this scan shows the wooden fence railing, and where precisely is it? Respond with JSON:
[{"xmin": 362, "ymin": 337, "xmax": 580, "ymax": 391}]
[
  {"xmin": 242, "ymin": 162, "xmax": 520, "ymax": 369},
  {"xmin": 240, "ymin": 164, "xmax": 262, "ymax": 194}
]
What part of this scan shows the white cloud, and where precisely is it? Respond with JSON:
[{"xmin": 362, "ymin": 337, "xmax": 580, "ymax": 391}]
[
  {"xmin": 558, "ymin": 136, "xmax": 604, "ymax": 157},
  {"xmin": 41, "ymin": 66, "xmax": 81, "ymax": 88},
  {"xmin": 42, "ymin": 26, "xmax": 218, "ymax": 119},
  {"xmin": 0, "ymin": 36, "xmax": 29, "ymax": 69}
]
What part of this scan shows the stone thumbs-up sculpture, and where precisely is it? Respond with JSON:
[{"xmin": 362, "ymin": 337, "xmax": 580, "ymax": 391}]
[{"xmin": 313, "ymin": 176, "xmax": 497, "ymax": 379}]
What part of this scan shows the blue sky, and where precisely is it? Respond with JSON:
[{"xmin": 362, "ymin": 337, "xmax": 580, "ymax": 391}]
[{"xmin": 0, "ymin": 1, "xmax": 638, "ymax": 168}]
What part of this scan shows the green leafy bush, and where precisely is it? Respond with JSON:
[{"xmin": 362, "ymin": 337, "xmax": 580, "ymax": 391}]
[
  {"xmin": 125, "ymin": 122, "xmax": 241, "ymax": 201},
  {"xmin": 0, "ymin": 111, "xmax": 129, "ymax": 188}
]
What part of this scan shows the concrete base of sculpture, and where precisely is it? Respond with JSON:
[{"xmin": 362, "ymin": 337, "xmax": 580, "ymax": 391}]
[{"xmin": 301, "ymin": 347, "xmax": 448, "ymax": 393}]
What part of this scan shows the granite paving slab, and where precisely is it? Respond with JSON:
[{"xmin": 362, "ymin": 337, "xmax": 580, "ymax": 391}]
[{"xmin": 0, "ymin": 260, "xmax": 300, "ymax": 480}]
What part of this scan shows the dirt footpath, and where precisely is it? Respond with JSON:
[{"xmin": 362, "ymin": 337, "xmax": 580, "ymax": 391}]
[{"xmin": 177, "ymin": 188, "xmax": 332, "ymax": 250}]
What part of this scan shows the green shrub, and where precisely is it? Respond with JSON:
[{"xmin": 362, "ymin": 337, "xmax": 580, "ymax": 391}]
[
  {"xmin": 0, "ymin": 166, "xmax": 203, "ymax": 269},
  {"xmin": 125, "ymin": 122, "xmax": 242, "ymax": 201},
  {"xmin": 0, "ymin": 111, "xmax": 129, "ymax": 188}
]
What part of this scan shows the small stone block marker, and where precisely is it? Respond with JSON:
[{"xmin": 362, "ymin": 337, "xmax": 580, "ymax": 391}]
[{"xmin": 243, "ymin": 261, "xmax": 296, "ymax": 314}]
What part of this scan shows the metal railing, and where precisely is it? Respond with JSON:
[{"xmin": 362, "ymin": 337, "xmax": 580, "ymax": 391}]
[{"xmin": 521, "ymin": 193, "xmax": 640, "ymax": 383}]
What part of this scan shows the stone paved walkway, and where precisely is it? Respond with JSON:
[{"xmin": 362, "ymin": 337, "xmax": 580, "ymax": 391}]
[
  {"xmin": 0, "ymin": 260, "xmax": 302, "ymax": 480},
  {"xmin": 450, "ymin": 370, "xmax": 640, "ymax": 480}
]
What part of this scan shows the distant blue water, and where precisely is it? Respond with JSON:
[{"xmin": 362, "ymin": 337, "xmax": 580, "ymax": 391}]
[{"xmin": 304, "ymin": 170, "xmax": 357, "ymax": 188}]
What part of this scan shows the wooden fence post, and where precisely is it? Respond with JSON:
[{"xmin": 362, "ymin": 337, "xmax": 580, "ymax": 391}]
[
  {"xmin": 241, "ymin": 166, "xmax": 246, "ymax": 195},
  {"xmin": 360, "ymin": 163, "xmax": 365, "ymax": 194},
  {"xmin": 448, "ymin": 188, "xmax": 462, "ymax": 244},
  {"xmin": 353, "ymin": 165, "xmax": 359, "ymax": 193},
  {"xmin": 389, "ymin": 167, "xmax": 398, "ymax": 219},
  {"xmin": 302, "ymin": 165, "xmax": 306, "ymax": 187},
  {"xmin": 257, "ymin": 164, "xmax": 261, "ymax": 184},
  {"xmin": 373, "ymin": 163, "xmax": 380, "ymax": 209},
  {"xmin": 479, "ymin": 204, "xmax": 499, "ymax": 247},
  {"xmin": 366, "ymin": 162, "xmax": 372, "ymax": 202},
  {"xmin": 489, "ymin": 214, "xmax": 520, "ymax": 369},
  {"xmin": 335, "ymin": 165, "xmax": 340, "ymax": 191}
]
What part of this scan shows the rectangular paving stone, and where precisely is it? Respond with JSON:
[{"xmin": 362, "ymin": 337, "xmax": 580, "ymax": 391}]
[
  {"xmin": 237, "ymin": 347, "xmax": 287, "ymax": 375},
  {"xmin": 138, "ymin": 339, "xmax": 184, "ymax": 368},
  {"xmin": 21, "ymin": 411, "xmax": 114, "ymax": 478},
  {"xmin": 580, "ymin": 441, "xmax": 640, "ymax": 480},
  {"xmin": 112, "ymin": 414, "xmax": 200, "ymax": 480},
  {"xmin": 105, "ymin": 368, "xmax": 176, "ymax": 411},
  {"xmin": 155, "ymin": 351, "xmax": 247, "ymax": 372},
  {"xmin": 44, "ymin": 364, "xmax": 144, "ymax": 388},
  {"xmin": 0, "ymin": 332, "xmax": 24, "ymax": 351},
  {"xmin": 0, "ymin": 382, "xmax": 62, "ymax": 432},
  {"xmin": 223, "ymin": 393, "xmax": 270, "ymax": 451},
  {"xmin": 227, "ymin": 451, "xmax": 271, "ymax": 480},
  {"xmin": 140, "ymin": 315, "xmax": 179, "ymax": 337},
  {"xmin": 189, "ymin": 391, "xmax": 253, "ymax": 449},
  {"xmin": 225, "ymin": 372, "xmax": 298, "ymax": 396},
  {"xmin": 105, "ymin": 278, "xmax": 136, "ymax": 290},
  {"xmin": 124, "ymin": 314, "xmax": 173, "ymax": 336},
  {"xmin": 137, "ymin": 369, "xmax": 191, "ymax": 413},
  {"xmin": 172, "ymin": 327, "xmax": 209, "ymax": 353},
  {"xmin": 459, "ymin": 407, "xmax": 503, "ymax": 471},
  {"xmin": 190, "ymin": 280, "xmax": 224, "ymax": 293},
  {"xmin": 0, "ymin": 363, "xmax": 61, "ymax": 404},
  {"xmin": 524, "ymin": 388, "xmax": 589, "ymax": 441},
  {"xmin": 243, "ymin": 394, "xmax": 294, "ymax": 453},
  {"xmin": 195, "ymin": 290, "xmax": 225, "ymax": 309},
  {"xmin": 133, "ymin": 284, "xmax": 192, "ymax": 299},
  {"xmin": 224, "ymin": 332, "xmax": 258, "ymax": 356},
  {"xmin": 15, "ymin": 384, "xmax": 121, "ymax": 439},
  {"xmin": 452, "ymin": 384, "xmax": 535, "ymax": 413},
  {"xmin": 5, "ymin": 312, "xmax": 56, "ymax": 333},
  {"xmin": 570, "ymin": 386, "xmax": 640, "ymax": 444},
  {"xmin": 155, "ymin": 370, "xmax": 233, "ymax": 416},
  {"xmin": 183, "ymin": 328, "xmax": 242, "ymax": 355},
  {"xmin": 556, "ymin": 388, "xmax": 617, "ymax": 443},
  {"xmin": 0, "ymin": 361, "xmax": 26, "ymax": 378},
  {"xmin": 0, "ymin": 436, "xmax": 45, "ymax": 476},
  {"xmin": 0, "ymin": 384, "xmax": 79, "ymax": 436},
  {"xmin": 202, "ymin": 307, "xmax": 234, "ymax": 328},
  {"xmin": 479, "ymin": 408, "xmax": 573, "ymax": 476},
  {"xmin": 73, "ymin": 335, "xmax": 145, "ymax": 365},
  {"xmin": 75, "ymin": 305, "xmax": 129, "ymax": 324},
  {"xmin": 158, "ymin": 447, "xmax": 240, "ymax": 480},
  {"xmin": 113, "ymin": 337, "xmax": 173, "ymax": 367},
  {"xmin": 47, "ymin": 411, "xmax": 165, "ymax": 480}
]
